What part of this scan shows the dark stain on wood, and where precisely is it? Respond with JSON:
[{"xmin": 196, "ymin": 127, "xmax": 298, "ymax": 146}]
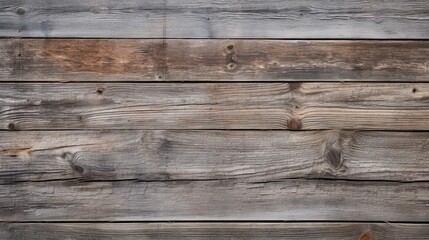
[{"xmin": 1, "ymin": 147, "xmax": 32, "ymax": 158}]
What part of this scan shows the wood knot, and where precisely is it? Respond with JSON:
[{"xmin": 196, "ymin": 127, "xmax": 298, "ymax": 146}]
[
  {"xmin": 226, "ymin": 45, "xmax": 234, "ymax": 51},
  {"xmin": 288, "ymin": 83, "xmax": 302, "ymax": 92},
  {"xmin": 287, "ymin": 118, "xmax": 302, "ymax": 130},
  {"xmin": 324, "ymin": 133, "xmax": 343, "ymax": 169},
  {"xmin": 7, "ymin": 123, "xmax": 15, "ymax": 131},
  {"xmin": 63, "ymin": 152, "xmax": 85, "ymax": 175},
  {"xmin": 360, "ymin": 233, "xmax": 372, "ymax": 240},
  {"xmin": 16, "ymin": 7, "xmax": 26, "ymax": 15},
  {"xmin": 325, "ymin": 148, "xmax": 342, "ymax": 169},
  {"xmin": 227, "ymin": 62, "xmax": 237, "ymax": 70},
  {"xmin": 96, "ymin": 87, "xmax": 105, "ymax": 94}
]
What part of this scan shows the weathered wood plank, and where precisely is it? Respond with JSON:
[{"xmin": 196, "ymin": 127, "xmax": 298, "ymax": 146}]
[
  {"xmin": 1, "ymin": 0, "xmax": 428, "ymax": 38},
  {"xmin": 1, "ymin": 179, "xmax": 428, "ymax": 221},
  {"xmin": 1, "ymin": 39, "xmax": 428, "ymax": 81},
  {"xmin": 1, "ymin": 130, "xmax": 429, "ymax": 183},
  {"xmin": 1, "ymin": 83, "xmax": 428, "ymax": 130},
  {"xmin": 2, "ymin": 223, "xmax": 429, "ymax": 240}
]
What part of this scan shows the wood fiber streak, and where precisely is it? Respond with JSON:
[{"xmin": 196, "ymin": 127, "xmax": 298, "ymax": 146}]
[
  {"xmin": 1, "ymin": 130, "xmax": 429, "ymax": 183},
  {"xmin": 1, "ymin": 179, "xmax": 428, "ymax": 221},
  {"xmin": 1, "ymin": 40, "xmax": 428, "ymax": 81},
  {"xmin": 1, "ymin": 223, "xmax": 429, "ymax": 240},
  {"xmin": 0, "ymin": 83, "xmax": 428, "ymax": 130},
  {"xmin": 0, "ymin": 0, "xmax": 428, "ymax": 38}
]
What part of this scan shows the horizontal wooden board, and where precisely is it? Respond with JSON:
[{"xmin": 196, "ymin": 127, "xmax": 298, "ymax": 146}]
[
  {"xmin": 1, "ymin": 0, "xmax": 428, "ymax": 38},
  {"xmin": 1, "ymin": 130, "xmax": 429, "ymax": 183},
  {"xmin": 1, "ymin": 83, "xmax": 428, "ymax": 130},
  {"xmin": 1, "ymin": 179, "xmax": 429, "ymax": 221},
  {"xmin": 1, "ymin": 39, "xmax": 428, "ymax": 81},
  {"xmin": 2, "ymin": 223, "xmax": 429, "ymax": 240}
]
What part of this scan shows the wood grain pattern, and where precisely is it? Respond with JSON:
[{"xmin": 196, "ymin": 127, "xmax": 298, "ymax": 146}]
[
  {"xmin": 1, "ymin": 39, "xmax": 428, "ymax": 81},
  {"xmin": 2, "ymin": 223, "xmax": 429, "ymax": 240},
  {"xmin": 1, "ymin": 179, "xmax": 429, "ymax": 221},
  {"xmin": 1, "ymin": 0, "xmax": 428, "ymax": 38},
  {"xmin": 1, "ymin": 130, "xmax": 429, "ymax": 183},
  {"xmin": 1, "ymin": 83, "xmax": 428, "ymax": 130}
]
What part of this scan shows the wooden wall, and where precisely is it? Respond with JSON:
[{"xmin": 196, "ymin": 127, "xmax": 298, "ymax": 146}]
[{"xmin": 0, "ymin": 0, "xmax": 428, "ymax": 239}]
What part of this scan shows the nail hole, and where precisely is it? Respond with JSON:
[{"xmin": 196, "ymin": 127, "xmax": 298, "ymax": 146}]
[
  {"xmin": 227, "ymin": 45, "xmax": 234, "ymax": 51},
  {"xmin": 96, "ymin": 87, "xmax": 104, "ymax": 94},
  {"xmin": 412, "ymin": 88, "xmax": 417, "ymax": 93},
  {"xmin": 17, "ymin": 53, "xmax": 21, "ymax": 57},
  {"xmin": 158, "ymin": 76, "xmax": 162, "ymax": 79},
  {"xmin": 227, "ymin": 63, "xmax": 236, "ymax": 70},
  {"xmin": 7, "ymin": 123, "xmax": 15, "ymax": 131}
]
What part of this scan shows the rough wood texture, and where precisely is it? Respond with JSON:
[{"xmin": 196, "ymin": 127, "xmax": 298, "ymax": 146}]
[
  {"xmin": 1, "ymin": 39, "xmax": 428, "ymax": 81},
  {"xmin": 1, "ymin": 83, "xmax": 428, "ymax": 130},
  {"xmin": 2, "ymin": 223, "xmax": 429, "ymax": 240},
  {"xmin": 1, "ymin": 130, "xmax": 429, "ymax": 183},
  {"xmin": 1, "ymin": 179, "xmax": 429, "ymax": 221},
  {"xmin": 1, "ymin": 0, "xmax": 428, "ymax": 38}
]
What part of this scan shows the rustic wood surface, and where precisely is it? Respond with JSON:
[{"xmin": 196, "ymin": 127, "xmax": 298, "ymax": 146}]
[
  {"xmin": 1, "ymin": 0, "xmax": 428, "ymax": 38},
  {"xmin": 1, "ymin": 0, "xmax": 428, "ymax": 236},
  {"xmin": 1, "ymin": 82, "xmax": 428, "ymax": 130},
  {"xmin": 2, "ymin": 223, "xmax": 429, "ymax": 240},
  {"xmin": 1, "ymin": 130, "xmax": 428, "ymax": 183},
  {"xmin": 1, "ymin": 179, "xmax": 428, "ymax": 221},
  {"xmin": 1, "ymin": 39, "xmax": 428, "ymax": 81}
]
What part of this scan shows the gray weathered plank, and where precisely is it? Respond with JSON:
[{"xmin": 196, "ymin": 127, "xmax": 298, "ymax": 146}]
[
  {"xmin": 1, "ymin": 39, "xmax": 428, "ymax": 81},
  {"xmin": 1, "ymin": 179, "xmax": 428, "ymax": 221},
  {"xmin": 1, "ymin": 83, "xmax": 428, "ymax": 130},
  {"xmin": 1, "ymin": 0, "xmax": 428, "ymax": 38},
  {"xmin": 1, "ymin": 130, "xmax": 429, "ymax": 183},
  {"xmin": 2, "ymin": 223, "xmax": 429, "ymax": 240}
]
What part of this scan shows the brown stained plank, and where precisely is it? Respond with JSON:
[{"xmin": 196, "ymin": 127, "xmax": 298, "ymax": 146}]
[
  {"xmin": 0, "ymin": 83, "xmax": 428, "ymax": 130},
  {"xmin": 0, "ymin": 0, "xmax": 428, "ymax": 38},
  {"xmin": 1, "ymin": 179, "xmax": 429, "ymax": 221},
  {"xmin": 1, "ymin": 40, "xmax": 428, "ymax": 81},
  {"xmin": 2, "ymin": 223, "xmax": 429, "ymax": 240},
  {"xmin": 0, "ymin": 130, "xmax": 428, "ymax": 183}
]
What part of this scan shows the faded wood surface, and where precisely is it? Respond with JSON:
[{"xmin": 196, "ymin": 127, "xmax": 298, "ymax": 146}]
[
  {"xmin": 1, "ymin": 39, "xmax": 429, "ymax": 82},
  {"xmin": 1, "ymin": 130, "xmax": 429, "ymax": 183},
  {"xmin": 1, "ymin": 83, "xmax": 428, "ymax": 130},
  {"xmin": 1, "ymin": 179, "xmax": 428, "ymax": 221},
  {"xmin": 1, "ymin": 0, "xmax": 428, "ymax": 38},
  {"xmin": 2, "ymin": 223, "xmax": 429, "ymax": 240}
]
